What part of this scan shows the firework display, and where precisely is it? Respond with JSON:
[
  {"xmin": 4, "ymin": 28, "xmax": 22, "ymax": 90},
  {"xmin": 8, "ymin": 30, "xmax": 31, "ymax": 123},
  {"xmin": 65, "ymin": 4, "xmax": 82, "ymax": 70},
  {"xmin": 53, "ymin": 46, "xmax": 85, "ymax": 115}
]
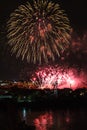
[
  {"xmin": 31, "ymin": 65, "xmax": 85, "ymax": 90},
  {"xmin": 7, "ymin": 0, "xmax": 71, "ymax": 64}
]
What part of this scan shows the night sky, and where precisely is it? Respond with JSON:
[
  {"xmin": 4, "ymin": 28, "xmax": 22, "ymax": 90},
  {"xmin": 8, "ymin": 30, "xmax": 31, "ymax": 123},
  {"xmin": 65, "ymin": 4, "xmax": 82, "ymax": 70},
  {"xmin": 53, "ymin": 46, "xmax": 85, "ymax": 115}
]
[{"xmin": 0, "ymin": 0, "xmax": 87, "ymax": 80}]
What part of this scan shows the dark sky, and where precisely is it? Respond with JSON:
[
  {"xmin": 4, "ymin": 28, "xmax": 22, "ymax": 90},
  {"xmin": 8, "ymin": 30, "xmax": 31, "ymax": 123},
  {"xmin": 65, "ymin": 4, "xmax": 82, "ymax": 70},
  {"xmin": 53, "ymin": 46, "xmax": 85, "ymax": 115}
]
[{"xmin": 0, "ymin": 0, "xmax": 87, "ymax": 80}]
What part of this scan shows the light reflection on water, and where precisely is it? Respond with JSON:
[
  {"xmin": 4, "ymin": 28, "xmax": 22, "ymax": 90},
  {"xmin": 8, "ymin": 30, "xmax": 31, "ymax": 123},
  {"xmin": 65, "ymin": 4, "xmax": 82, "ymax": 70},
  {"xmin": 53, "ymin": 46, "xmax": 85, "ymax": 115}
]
[
  {"xmin": 0, "ymin": 104, "xmax": 87, "ymax": 130},
  {"xmin": 19, "ymin": 107, "xmax": 87, "ymax": 130}
]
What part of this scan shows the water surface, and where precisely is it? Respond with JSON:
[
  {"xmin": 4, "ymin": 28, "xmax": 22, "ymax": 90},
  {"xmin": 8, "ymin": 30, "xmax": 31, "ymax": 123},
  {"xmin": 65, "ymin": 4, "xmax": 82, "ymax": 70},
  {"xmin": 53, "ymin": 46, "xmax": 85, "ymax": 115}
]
[{"xmin": 0, "ymin": 104, "xmax": 87, "ymax": 130}]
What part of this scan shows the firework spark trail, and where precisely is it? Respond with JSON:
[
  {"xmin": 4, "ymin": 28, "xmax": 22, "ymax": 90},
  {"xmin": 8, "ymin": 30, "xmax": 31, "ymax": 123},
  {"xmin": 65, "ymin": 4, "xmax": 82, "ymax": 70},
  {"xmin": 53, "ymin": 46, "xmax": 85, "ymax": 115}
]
[
  {"xmin": 7, "ymin": 0, "xmax": 71, "ymax": 64},
  {"xmin": 31, "ymin": 65, "xmax": 87, "ymax": 90}
]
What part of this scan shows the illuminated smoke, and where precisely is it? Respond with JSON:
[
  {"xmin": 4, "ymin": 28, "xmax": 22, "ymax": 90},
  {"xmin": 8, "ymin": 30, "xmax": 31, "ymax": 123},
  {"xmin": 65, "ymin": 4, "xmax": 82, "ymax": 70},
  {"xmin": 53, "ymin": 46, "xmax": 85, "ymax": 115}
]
[
  {"xmin": 71, "ymin": 30, "xmax": 87, "ymax": 52},
  {"xmin": 31, "ymin": 65, "xmax": 87, "ymax": 90},
  {"xmin": 60, "ymin": 30, "xmax": 87, "ymax": 62}
]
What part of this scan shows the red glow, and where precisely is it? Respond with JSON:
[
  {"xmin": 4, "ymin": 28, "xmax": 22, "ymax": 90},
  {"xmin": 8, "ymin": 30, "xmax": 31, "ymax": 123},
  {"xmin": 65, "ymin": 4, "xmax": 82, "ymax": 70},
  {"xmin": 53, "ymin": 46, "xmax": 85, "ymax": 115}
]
[
  {"xmin": 47, "ymin": 23, "xmax": 52, "ymax": 31},
  {"xmin": 31, "ymin": 65, "xmax": 87, "ymax": 90},
  {"xmin": 65, "ymin": 117, "xmax": 70, "ymax": 123},
  {"xmin": 40, "ymin": 46, "xmax": 45, "ymax": 52},
  {"xmin": 29, "ymin": 35, "xmax": 34, "ymax": 43},
  {"xmin": 34, "ymin": 112, "xmax": 53, "ymax": 130},
  {"xmin": 40, "ymin": 29, "xmax": 45, "ymax": 38}
]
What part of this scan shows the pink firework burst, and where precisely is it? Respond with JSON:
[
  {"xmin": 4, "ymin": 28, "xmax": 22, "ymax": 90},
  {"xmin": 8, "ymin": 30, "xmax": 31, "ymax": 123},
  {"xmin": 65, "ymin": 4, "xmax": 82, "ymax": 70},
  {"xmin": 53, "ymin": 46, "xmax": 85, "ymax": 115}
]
[{"xmin": 31, "ymin": 65, "xmax": 85, "ymax": 90}]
